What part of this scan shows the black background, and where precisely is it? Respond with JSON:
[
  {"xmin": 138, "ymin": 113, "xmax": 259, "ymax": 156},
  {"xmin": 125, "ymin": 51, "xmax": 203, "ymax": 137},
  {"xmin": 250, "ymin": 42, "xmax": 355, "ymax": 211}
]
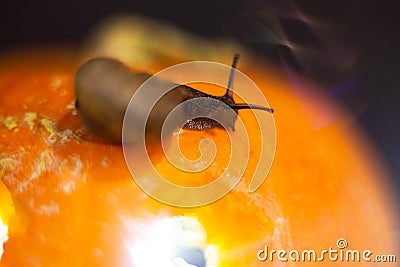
[{"xmin": 1, "ymin": 0, "xmax": 399, "ymax": 198}]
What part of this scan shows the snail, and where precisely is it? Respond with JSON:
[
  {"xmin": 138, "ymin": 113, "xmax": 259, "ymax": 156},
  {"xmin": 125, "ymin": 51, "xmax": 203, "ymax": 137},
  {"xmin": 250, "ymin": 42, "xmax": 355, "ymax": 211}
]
[{"xmin": 74, "ymin": 54, "xmax": 273, "ymax": 143}]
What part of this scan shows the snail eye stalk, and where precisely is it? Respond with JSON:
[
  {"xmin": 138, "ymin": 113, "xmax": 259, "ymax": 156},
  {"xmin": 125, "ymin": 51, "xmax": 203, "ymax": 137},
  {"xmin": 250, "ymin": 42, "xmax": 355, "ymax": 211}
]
[{"xmin": 225, "ymin": 54, "xmax": 274, "ymax": 114}]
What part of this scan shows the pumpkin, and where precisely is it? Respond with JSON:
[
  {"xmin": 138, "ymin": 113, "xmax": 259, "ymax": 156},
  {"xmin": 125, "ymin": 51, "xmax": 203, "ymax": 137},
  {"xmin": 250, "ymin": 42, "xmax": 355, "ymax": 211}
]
[{"xmin": 0, "ymin": 19, "xmax": 398, "ymax": 266}]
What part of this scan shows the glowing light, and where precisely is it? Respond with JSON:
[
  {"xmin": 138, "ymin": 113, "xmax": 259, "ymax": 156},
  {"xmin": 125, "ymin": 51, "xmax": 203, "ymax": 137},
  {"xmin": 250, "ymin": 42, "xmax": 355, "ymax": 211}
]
[
  {"xmin": 0, "ymin": 217, "xmax": 8, "ymax": 260},
  {"xmin": 125, "ymin": 216, "xmax": 218, "ymax": 267}
]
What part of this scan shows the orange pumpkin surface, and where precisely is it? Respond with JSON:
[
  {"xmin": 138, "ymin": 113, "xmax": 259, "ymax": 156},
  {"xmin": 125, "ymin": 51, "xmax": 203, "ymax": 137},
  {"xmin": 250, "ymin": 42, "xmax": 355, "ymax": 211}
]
[{"xmin": 0, "ymin": 48, "xmax": 398, "ymax": 267}]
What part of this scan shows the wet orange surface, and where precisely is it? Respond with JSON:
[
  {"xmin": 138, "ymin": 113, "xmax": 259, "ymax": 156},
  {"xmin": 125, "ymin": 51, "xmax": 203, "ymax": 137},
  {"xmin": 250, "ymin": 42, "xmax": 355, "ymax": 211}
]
[{"xmin": 0, "ymin": 49, "xmax": 398, "ymax": 266}]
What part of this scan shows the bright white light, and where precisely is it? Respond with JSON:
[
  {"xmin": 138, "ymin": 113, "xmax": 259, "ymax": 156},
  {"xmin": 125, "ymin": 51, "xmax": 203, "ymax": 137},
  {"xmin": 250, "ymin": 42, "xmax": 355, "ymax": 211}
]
[
  {"xmin": 0, "ymin": 217, "xmax": 8, "ymax": 261},
  {"xmin": 125, "ymin": 216, "xmax": 218, "ymax": 267}
]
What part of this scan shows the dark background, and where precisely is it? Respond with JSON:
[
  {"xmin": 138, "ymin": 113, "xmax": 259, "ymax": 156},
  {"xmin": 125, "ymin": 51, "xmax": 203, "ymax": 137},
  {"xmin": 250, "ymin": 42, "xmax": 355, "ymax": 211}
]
[{"xmin": 1, "ymin": 0, "xmax": 399, "ymax": 198}]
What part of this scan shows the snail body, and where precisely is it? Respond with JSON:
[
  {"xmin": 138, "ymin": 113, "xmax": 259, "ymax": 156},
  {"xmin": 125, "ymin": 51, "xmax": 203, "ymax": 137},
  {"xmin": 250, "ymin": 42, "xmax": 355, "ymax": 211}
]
[{"xmin": 74, "ymin": 55, "xmax": 273, "ymax": 143}]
